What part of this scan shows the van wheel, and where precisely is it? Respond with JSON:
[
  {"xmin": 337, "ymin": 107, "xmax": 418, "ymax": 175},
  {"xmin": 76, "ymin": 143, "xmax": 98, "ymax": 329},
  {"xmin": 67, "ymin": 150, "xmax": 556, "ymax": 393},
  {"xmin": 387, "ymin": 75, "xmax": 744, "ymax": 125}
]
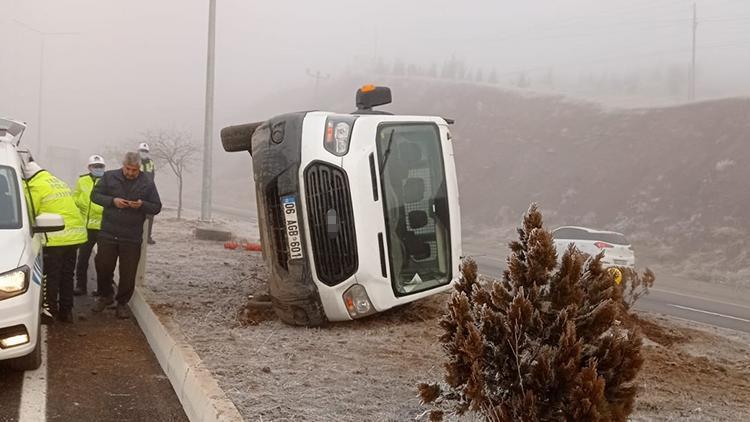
[
  {"xmin": 272, "ymin": 297, "xmax": 326, "ymax": 327},
  {"xmin": 220, "ymin": 123, "xmax": 260, "ymax": 153},
  {"xmin": 9, "ymin": 320, "xmax": 42, "ymax": 371}
]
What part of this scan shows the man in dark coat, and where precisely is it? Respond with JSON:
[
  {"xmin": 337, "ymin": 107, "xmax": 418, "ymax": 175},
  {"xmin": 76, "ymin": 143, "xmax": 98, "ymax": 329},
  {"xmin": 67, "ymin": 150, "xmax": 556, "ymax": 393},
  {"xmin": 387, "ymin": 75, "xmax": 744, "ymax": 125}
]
[{"xmin": 91, "ymin": 152, "xmax": 161, "ymax": 318}]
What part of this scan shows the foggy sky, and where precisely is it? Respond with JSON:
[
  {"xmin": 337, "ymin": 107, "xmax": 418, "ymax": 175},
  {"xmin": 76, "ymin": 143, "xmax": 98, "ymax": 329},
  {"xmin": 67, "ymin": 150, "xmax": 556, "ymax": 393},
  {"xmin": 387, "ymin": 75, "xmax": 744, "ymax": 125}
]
[{"xmin": 1, "ymin": 0, "xmax": 749, "ymax": 204}]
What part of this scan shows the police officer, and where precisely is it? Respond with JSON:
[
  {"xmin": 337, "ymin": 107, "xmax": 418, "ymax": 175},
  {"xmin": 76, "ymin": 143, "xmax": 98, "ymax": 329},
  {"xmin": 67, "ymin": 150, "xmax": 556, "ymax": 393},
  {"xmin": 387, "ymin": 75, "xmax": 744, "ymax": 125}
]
[
  {"xmin": 73, "ymin": 155, "xmax": 106, "ymax": 296},
  {"xmin": 23, "ymin": 160, "xmax": 88, "ymax": 323},
  {"xmin": 137, "ymin": 142, "xmax": 156, "ymax": 245}
]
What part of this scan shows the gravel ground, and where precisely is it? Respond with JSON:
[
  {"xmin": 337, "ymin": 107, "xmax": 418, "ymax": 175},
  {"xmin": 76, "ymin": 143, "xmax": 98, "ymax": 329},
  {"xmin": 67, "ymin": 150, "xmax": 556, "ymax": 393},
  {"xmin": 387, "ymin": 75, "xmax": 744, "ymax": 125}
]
[{"xmin": 144, "ymin": 211, "xmax": 750, "ymax": 421}]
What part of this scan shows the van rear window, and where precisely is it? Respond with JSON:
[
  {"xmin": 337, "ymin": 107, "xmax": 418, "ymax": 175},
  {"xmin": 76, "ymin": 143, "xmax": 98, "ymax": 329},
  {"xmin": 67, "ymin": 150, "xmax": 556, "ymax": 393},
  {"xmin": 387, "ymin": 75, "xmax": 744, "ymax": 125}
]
[{"xmin": 0, "ymin": 166, "xmax": 22, "ymax": 229}]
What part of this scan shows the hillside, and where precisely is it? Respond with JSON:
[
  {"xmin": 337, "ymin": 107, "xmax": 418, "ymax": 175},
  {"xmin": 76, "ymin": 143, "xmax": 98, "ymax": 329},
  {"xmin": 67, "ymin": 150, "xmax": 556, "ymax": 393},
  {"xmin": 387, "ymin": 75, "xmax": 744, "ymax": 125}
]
[
  {"xmin": 383, "ymin": 79, "xmax": 750, "ymax": 281},
  {"xmin": 216, "ymin": 77, "xmax": 750, "ymax": 282}
]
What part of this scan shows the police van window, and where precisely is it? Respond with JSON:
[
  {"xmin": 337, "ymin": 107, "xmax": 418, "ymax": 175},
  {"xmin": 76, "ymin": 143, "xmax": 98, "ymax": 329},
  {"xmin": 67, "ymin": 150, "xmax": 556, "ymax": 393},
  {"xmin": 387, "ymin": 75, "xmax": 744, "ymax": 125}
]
[
  {"xmin": 594, "ymin": 232, "xmax": 629, "ymax": 245},
  {"xmin": 553, "ymin": 228, "xmax": 629, "ymax": 245},
  {"xmin": 0, "ymin": 166, "xmax": 22, "ymax": 230},
  {"xmin": 552, "ymin": 228, "xmax": 584, "ymax": 240},
  {"xmin": 376, "ymin": 123, "xmax": 452, "ymax": 296}
]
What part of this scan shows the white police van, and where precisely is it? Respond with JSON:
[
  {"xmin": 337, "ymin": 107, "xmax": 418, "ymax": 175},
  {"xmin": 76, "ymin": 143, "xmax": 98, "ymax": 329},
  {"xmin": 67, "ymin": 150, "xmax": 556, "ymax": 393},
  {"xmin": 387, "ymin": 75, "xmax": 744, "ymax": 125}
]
[
  {"xmin": 0, "ymin": 118, "xmax": 64, "ymax": 370},
  {"xmin": 222, "ymin": 86, "xmax": 462, "ymax": 325}
]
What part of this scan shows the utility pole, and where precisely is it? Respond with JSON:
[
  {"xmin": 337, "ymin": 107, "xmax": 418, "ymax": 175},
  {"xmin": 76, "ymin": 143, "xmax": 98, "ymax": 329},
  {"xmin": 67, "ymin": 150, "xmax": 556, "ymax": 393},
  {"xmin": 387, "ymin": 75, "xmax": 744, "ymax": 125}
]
[
  {"xmin": 306, "ymin": 69, "xmax": 330, "ymax": 100},
  {"xmin": 689, "ymin": 2, "xmax": 698, "ymax": 101},
  {"xmin": 201, "ymin": 0, "xmax": 216, "ymax": 221},
  {"xmin": 12, "ymin": 20, "xmax": 78, "ymax": 159}
]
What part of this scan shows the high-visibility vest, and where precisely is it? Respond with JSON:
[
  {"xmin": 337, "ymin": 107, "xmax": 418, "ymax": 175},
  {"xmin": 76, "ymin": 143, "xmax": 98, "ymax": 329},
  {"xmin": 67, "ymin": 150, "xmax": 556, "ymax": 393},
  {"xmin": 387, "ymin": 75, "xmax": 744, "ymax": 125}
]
[
  {"xmin": 140, "ymin": 159, "xmax": 155, "ymax": 175},
  {"xmin": 25, "ymin": 170, "xmax": 88, "ymax": 247},
  {"xmin": 74, "ymin": 174, "xmax": 103, "ymax": 230}
]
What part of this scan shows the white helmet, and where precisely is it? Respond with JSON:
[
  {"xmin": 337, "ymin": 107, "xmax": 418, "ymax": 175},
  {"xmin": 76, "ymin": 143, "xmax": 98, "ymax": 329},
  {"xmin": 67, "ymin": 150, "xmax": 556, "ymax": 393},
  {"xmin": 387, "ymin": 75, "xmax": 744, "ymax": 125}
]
[
  {"xmin": 88, "ymin": 154, "xmax": 106, "ymax": 167},
  {"xmin": 138, "ymin": 142, "xmax": 150, "ymax": 152}
]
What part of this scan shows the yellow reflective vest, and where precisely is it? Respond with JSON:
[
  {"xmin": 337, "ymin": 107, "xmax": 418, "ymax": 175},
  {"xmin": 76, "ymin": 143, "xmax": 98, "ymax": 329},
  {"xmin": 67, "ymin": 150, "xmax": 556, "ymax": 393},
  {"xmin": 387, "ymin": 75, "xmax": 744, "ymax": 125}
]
[
  {"xmin": 140, "ymin": 159, "xmax": 155, "ymax": 176},
  {"xmin": 25, "ymin": 170, "xmax": 88, "ymax": 247},
  {"xmin": 74, "ymin": 173, "xmax": 103, "ymax": 230}
]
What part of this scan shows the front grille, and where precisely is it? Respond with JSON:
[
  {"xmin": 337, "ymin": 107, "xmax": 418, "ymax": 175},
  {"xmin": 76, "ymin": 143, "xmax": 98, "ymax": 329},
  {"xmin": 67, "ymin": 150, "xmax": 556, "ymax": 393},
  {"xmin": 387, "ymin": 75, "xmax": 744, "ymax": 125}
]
[
  {"xmin": 304, "ymin": 162, "xmax": 358, "ymax": 286},
  {"xmin": 266, "ymin": 183, "xmax": 289, "ymax": 270}
]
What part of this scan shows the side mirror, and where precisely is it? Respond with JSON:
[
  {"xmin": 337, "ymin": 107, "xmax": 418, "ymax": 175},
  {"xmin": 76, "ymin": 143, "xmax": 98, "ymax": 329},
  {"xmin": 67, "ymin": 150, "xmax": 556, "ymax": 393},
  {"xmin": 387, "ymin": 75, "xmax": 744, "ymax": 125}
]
[{"xmin": 33, "ymin": 213, "xmax": 65, "ymax": 234}]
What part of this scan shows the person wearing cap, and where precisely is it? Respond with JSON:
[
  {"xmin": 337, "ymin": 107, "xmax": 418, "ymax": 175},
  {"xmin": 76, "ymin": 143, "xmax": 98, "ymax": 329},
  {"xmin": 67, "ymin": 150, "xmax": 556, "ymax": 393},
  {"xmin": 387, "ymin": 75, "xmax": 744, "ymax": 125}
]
[
  {"xmin": 73, "ymin": 155, "xmax": 106, "ymax": 296},
  {"xmin": 23, "ymin": 160, "xmax": 88, "ymax": 323},
  {"xmin": 92, "ymin": 152, "xmax": 161, "ymax": 318},
  {"xmin": 137, "ymin": 142, "xmax": 156, "ymax": 245}
]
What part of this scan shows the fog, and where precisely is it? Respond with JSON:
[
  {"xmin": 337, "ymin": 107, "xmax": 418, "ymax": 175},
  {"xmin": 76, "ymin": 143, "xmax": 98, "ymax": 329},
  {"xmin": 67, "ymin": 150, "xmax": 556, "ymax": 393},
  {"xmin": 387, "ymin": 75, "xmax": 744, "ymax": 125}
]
[{"xmin": 2, "ymin": 0, "xmax": 749, "ymax": 207}]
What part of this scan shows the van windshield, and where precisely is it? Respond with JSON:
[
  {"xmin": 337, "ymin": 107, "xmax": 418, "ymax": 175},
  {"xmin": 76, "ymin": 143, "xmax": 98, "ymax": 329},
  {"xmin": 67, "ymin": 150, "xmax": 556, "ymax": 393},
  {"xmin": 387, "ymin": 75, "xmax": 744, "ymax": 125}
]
[
  {"xmin": 0, "ymin": 165, "xmax": 22, "ymax": 230},
  {"xmin": 377, "ymin": 123, "xmax": 451, "ymax": 296},
  {"xmin": 553, "ymin": 228, "xmax": 629, "ymax": 245}
]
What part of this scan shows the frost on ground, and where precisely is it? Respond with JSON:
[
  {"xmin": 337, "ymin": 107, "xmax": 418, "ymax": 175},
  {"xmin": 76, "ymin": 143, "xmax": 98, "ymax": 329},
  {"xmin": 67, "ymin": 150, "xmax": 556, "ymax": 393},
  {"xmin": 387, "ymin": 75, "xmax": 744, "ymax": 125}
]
[
  {"xmin": 143, "ymin": 212, "xmax": 750, "ymax": 421},
  {"xmin": 632, "ymin": 314, "xmax": 750, "ymax": 421}
]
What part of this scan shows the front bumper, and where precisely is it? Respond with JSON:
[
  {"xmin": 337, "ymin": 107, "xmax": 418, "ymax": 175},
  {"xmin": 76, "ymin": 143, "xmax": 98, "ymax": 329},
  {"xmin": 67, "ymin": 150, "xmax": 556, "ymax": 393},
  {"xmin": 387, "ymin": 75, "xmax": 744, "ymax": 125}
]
[
  {"xmin": 315, "ymin": 270, "xmax": 456, "ymax": 322},
  {"xmin": 0, "ymin": 291, "xmax": 40, "ymax": 360}
]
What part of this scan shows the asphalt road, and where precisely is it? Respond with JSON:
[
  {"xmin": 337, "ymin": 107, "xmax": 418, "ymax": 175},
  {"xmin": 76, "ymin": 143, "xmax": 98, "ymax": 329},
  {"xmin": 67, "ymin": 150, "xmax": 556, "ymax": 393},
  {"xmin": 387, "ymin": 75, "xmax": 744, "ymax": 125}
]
[
  {"xmin": 0, "ymin": 204, "xmax": 249, "ymax": 422},
  {"xmin": 0, "ymin": 274, "xmax": 188, "ymax": 422},
  {"xmin": 471, "ymin": 255, "xmax": 750, "ymax": 334},
  {"xmin": 636, "ymin": 289, "xmax": 750, "ymax": 333}
]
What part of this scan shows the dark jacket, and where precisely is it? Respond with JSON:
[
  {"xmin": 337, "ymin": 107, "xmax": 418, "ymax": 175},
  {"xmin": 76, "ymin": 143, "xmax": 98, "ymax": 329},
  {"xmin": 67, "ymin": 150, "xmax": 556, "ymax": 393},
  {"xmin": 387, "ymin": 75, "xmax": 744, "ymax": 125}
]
[{"xmin": 92, "ymin": 169, "xmax": 162, "ymax": 244}]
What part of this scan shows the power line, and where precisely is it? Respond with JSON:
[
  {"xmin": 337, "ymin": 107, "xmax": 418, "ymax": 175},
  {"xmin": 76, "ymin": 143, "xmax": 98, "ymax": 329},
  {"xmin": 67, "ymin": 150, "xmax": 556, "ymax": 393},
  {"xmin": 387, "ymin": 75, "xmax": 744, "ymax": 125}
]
[
  {"xmin": 544, "ymin": 0, "xmax": 689, "ymax": 30},
  {"xmin": 494, "ymin": 39, "xmax": 750, "ymax": 79},
  {"xmin": 455, "ymin": 0, "xmax": 690, "ymax": 46}
]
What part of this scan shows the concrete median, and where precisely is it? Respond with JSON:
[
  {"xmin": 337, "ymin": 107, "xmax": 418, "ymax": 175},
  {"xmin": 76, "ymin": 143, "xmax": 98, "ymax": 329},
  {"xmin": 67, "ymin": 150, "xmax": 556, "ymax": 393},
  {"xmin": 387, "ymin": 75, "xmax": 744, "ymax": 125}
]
[{"xmin": 129, "ymin": 288, "xmax": 243, "ymax": 422}]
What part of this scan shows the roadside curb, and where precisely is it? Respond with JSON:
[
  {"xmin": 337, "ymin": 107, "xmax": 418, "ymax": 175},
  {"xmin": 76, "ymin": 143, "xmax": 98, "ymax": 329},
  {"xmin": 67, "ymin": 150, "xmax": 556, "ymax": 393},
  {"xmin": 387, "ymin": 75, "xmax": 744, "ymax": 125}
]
[{"xmin": 130, "ymin": 288, "xmax": 244, "ymax": 422}]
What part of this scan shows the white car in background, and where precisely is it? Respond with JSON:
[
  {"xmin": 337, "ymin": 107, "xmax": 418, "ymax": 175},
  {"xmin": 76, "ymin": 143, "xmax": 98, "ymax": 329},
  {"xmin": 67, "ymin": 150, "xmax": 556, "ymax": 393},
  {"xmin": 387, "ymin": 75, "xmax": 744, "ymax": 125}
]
[
  {"xmin": 0, "ymin": 118, "xmax": 64, "ymax": 370},
  {"xmin": 552, "ymin": 226, "xmax": 635, "ymax": 268}
]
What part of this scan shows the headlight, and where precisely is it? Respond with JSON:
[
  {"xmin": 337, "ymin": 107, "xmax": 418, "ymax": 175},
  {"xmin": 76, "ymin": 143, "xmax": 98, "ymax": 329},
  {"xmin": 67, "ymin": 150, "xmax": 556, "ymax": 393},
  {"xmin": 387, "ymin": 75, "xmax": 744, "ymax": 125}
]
[
  {"xmin": 0, "ymin": 266, "xmax": 29, "ymax": 300},
  {"xmin": 324, "ymin": 116, "xmax": 358, "ymax": 156},
  {"xmin": 343, "ymin": 284, "xmax": 376, "ymax": 319}
]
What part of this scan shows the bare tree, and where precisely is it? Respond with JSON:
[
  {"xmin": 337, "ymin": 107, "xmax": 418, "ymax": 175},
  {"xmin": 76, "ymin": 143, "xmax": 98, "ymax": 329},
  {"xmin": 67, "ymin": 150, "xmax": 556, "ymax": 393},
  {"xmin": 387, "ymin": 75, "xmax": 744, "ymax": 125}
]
[
  {"xmin": 143, "ymin": 130, "xmax": 200, "ymax": 219},
  {"xmin": 102, "ymin": 140, "xmax": 136, "ymax": 167}
]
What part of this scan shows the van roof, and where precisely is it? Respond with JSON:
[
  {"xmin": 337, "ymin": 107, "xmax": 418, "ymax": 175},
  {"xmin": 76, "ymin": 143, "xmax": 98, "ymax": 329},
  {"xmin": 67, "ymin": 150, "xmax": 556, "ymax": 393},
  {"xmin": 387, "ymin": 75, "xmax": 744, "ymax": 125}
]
[
  {"xmin": 0, "ymin": 118, "xmax": 27, "ymax": 146},
  {"xmin": 552, "ymin": 226, "xmax": 626, "ymax": 236},
  {"xmin": 0, "ymin": 141, "xmax": 18, "ymax": 167}
]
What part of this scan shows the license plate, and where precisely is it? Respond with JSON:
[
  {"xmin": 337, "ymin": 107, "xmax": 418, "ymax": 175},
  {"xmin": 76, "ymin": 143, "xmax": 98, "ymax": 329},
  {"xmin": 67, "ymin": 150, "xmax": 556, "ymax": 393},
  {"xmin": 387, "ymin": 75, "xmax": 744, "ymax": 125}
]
[{"xmin": 281, "ymin": 195, "xmax": 304, "ymax": 260}]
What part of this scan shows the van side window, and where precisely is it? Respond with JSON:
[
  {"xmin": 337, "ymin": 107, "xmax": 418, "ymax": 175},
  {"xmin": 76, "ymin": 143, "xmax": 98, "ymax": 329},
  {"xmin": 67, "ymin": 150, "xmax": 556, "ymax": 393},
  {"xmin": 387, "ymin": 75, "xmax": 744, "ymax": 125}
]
[{"xmin": 0, "ymin": 166, "xmax": 23, "ymax": 230}]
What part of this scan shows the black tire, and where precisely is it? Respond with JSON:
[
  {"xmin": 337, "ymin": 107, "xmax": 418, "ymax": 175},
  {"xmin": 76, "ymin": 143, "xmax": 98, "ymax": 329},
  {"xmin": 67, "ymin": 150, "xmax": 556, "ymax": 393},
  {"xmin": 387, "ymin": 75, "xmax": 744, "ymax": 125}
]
[
  {"xmin": 8, "ymin": 319, "xmax": 42, "ymax": 371},
  {"xmin": 220, "ymin": 122, "xmax": 261, "ymax": 153},
  {"xmin": 272, "ymin": 296, "xmax": 326, "ymax": 327}
]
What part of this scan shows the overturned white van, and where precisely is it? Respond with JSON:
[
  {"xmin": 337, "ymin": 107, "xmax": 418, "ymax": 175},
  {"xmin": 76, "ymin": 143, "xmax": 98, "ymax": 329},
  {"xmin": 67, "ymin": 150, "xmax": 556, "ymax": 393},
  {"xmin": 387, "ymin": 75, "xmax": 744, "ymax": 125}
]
[{"xmin": 221, "ymin": 86, "xmax": 462, "ymax": 325}]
